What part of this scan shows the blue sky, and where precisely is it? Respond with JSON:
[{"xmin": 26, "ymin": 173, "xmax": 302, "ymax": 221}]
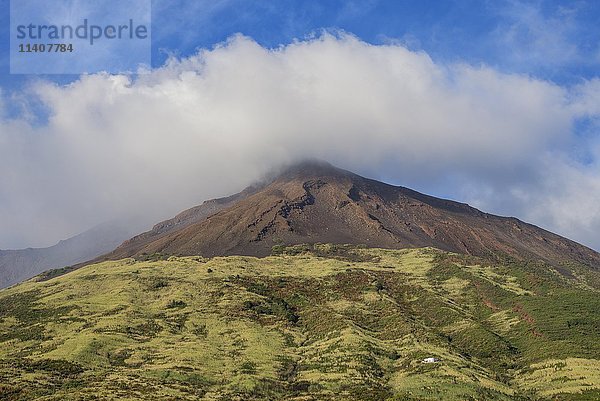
[
  {"xmin": 1, "ymin": 0, "xmax": 600, "ymax": 251},
  {"xmin": 1, "ymin": 0, "xmax": 600, "ymax": 87},
  {"xmin": 152, "ymin": 0, "xmax": 598, "ymax": 82}
]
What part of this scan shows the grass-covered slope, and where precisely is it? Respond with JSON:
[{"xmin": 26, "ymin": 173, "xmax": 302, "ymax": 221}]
[{"xmin": 0, "ymin": 245, "xmax": 599, "ymax": 400}]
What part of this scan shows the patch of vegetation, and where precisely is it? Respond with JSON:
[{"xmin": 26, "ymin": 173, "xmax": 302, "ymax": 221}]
[
  {"xmin": 239, "ymin": 360, "xmax": 257, "ymax": 374},
  {"xmin": 124, "ymin": 320, "xmax": 163, "ymax": 338},
  {"xmin": 272, "ymin": 243, "xmax": 379, "ymax": 262},
  {"xmin": 137, "ymin": 252, "xmax": 171, "ymax": 262},
  {"xmin": 16, "ymin": 358, "xmax": 84, "ymax": 376},
  {"xmin": 36, "ymin": 265, "xmax": 77, "ymax": 282},
  {"xmin": 144, "ymin": 277, "xmax": 169, "ymax": 290},
  {"xmin": 166, "ymin": 300, "xmax": 187, "ymax": 309}
]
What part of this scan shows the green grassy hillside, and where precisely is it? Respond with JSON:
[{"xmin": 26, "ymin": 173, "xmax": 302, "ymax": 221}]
[{"xmin": 0, "ymin": 245, "xmax": 599, "ymax": 400}]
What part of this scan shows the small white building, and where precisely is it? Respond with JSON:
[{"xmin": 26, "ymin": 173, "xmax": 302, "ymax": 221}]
[{"xmin": 422, "ymin": 357, "xmax": 439, "ymax": 363}]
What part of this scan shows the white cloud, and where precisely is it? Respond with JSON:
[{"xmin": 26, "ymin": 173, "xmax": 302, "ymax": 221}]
[
  {"xmin": 491, "ymin": 1, "xmax": 582, "ymax": 69},
  {"xmin": 1, "ymin": 33, "xmax": 599, "ymax": 250}
]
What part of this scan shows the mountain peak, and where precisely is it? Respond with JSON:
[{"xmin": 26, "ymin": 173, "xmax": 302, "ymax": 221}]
[
  {"xmin": 102, "ymin": 162, "xmax": 600, "ymax": 268},
  {"xmin": 272, "ymin": 159, "xmax": 354, "ymax": 182}
]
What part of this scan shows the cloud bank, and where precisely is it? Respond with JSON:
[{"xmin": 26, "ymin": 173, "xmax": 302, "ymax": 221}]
[{"xmin": 1, "ymin": 33, "xmax": 599, "ymax": 250}]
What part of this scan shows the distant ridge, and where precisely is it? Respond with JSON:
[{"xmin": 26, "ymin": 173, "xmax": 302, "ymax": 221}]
[
  {"xmin": 0, "ymin": 221, "xmax": 139, "ymax": 288},
  {"xmin": 101, "ymin": 160, "xmax": 600, "ymax": 269}
]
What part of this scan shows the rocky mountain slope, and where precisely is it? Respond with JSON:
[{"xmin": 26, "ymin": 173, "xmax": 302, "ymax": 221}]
[{"xmin": 104, "ymin": 161, "xmax": 600, "ymax": 269}]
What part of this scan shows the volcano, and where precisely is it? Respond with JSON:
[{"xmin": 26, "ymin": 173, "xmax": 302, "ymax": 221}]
[
  {"xmin": 101, "ymin": 161, "xmax": 599, "ymax": 268},
  {"xmin": 4, "ymin": 162, "xmax": 600, "ymax": 401}
]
